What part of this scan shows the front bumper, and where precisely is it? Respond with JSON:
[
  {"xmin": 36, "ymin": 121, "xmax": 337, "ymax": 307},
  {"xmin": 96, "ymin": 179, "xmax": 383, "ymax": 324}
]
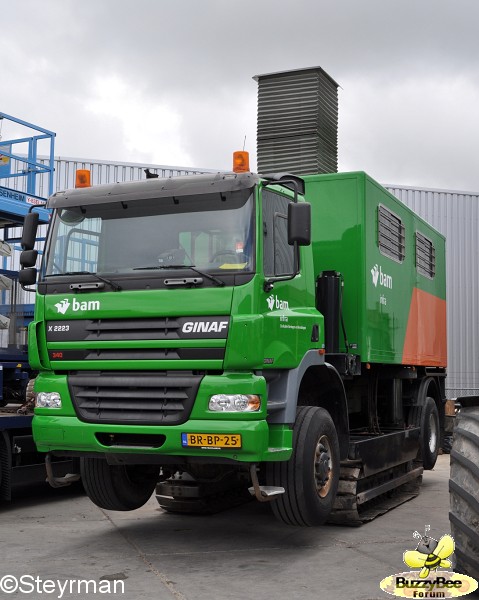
[
  {"xmin": 33, "ymin": 416, "xmax": 292, "ymax": 462},
  {"xmin": 32, "ymin": 371, "xmax": 293, "ymax": 462}
]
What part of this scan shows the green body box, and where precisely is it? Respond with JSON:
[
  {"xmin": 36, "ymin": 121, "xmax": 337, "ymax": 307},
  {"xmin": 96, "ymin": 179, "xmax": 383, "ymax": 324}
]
[{"xmin": 306, "ymin": 172, "xmax": 446, "ymax": 367}]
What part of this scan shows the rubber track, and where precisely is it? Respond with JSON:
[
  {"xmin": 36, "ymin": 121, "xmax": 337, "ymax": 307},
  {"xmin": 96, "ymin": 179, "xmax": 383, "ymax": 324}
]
[{"xmin": 328, "ymin": 461, "xmax": 422, "ymax": 526}]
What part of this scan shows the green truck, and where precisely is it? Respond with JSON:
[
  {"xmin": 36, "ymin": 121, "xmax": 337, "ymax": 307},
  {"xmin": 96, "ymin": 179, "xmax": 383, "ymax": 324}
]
[{"xmin": 19, "ymin": 168, "xmax": 447, "ymax": 526}]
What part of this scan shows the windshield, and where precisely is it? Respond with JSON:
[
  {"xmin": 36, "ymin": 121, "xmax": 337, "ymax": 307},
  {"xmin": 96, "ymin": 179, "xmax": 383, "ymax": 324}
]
[{"xmin": 44, "ymin": 190, "xmax": 254, "ymax": 277}]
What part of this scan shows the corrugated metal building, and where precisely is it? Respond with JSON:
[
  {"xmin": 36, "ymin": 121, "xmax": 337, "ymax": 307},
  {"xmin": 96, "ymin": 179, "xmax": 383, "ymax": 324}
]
[
  {"xmin": 386, "ymin": 184, "xmax": 479, "ymax": 398},
  {"xmin": 1, "ymin": 156, "xmax": 477, "ymax": 398}
]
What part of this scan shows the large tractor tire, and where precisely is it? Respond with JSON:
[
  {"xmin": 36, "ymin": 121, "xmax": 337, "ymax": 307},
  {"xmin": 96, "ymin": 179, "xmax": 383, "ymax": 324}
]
[
  {"xmin": 449, "ymin": 399, "xmax": 479, "ymax": 579},
  {"xmin": 266, "ymin": 406, "xmax": 340, "ymax": 526},
  {"xmin": 80, "ymin": 458, "xmax": 158, "ymax": 511}
]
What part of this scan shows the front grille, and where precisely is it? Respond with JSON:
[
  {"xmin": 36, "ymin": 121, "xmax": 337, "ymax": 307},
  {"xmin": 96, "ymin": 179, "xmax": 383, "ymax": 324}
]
[
  {"xmin": 46, "ymin": 317, "xmax": 230, "ymax": 341},
  {"xmin": 68, "ymin": 371, "xmax": 203, "ymax": 425}
]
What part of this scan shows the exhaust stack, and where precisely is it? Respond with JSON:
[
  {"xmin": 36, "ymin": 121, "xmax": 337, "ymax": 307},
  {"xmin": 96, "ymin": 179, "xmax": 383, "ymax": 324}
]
[{"xmin": 254, "ymin": 67, "xmax": 339, "ymax": 175}]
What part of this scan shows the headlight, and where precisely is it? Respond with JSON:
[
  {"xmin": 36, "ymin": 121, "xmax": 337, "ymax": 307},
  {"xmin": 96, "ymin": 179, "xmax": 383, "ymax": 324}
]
[
  {"xmin": 209, "ymin": 394, "xmax": 261, "ymax": 412},
  {"xmin": 36, "ymin": 392, "xmax": 62, "ymax": 408}
]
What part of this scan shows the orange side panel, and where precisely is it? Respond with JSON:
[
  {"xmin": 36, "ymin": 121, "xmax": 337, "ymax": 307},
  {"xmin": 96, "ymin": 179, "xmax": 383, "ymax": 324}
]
[{"xmin": 402, "ymin": 288, "xmax": 447, "ymax": 367}]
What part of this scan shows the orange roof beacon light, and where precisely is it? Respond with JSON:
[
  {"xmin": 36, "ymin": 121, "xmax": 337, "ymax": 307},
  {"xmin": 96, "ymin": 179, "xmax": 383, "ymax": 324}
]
[
  {"xmin": 232, "ymin": 151, "xmax": 250, "ymax": 173},
  {"xmin": 75, "ymin": 169, "xmax": 91, "ymax": 188}
]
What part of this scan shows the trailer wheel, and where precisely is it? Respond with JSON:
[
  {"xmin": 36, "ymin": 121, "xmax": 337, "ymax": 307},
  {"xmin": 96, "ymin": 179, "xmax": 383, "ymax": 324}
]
[
  {"xmin": 449, "ymin": 404, "xmax": 479, "ymax": 580},
  {"xmin": 80, "ymin": 458, "xmax": 158, "ymax": 511},
  {"xmin": 266, "ymin": 406, "xmax": 340, "ymax": 526}
]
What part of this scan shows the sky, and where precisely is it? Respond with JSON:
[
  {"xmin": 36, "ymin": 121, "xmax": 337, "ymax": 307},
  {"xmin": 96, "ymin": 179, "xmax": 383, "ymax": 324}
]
[{"xmin": 2, "ymin": 0, "xmax": 479, "ymax": 192}]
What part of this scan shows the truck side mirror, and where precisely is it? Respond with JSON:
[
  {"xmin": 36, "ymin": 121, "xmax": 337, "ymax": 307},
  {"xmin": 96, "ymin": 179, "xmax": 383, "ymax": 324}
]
[
  {"xmin": 19, "ymin": 268, "xmax": 37, "ymax": 286},
  {"xmin": 21, "ymin": 212, "xmax": 40, "ymax": 251},
  {"xmin": 20, "ymin": 249, "xmax": 38, "ymax": 268},
  {"xmin": 288, "ymin": 202, "xmax": 311, "ymax": 246}
]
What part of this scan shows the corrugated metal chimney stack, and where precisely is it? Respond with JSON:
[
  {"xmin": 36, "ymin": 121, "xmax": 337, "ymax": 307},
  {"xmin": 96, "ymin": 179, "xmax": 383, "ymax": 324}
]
[{"xmin": 254, "ymin": 67, "xmax": 339, "ymax": 175}]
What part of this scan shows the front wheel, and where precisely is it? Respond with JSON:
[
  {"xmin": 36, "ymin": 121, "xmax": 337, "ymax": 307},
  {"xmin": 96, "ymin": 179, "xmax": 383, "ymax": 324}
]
[
  {"xmin": 80, "ymin": 458, "xmax": 158, "ymax": 511},
  {"xmin": 266, "ymin": 406, "xmax": 340, "ymax": 526}
]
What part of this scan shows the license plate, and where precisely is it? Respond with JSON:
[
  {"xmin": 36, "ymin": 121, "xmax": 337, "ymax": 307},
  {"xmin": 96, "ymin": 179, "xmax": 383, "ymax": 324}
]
[{"xmin": 181, "ymin": 433, "xmax": 242, "ymax": 449}]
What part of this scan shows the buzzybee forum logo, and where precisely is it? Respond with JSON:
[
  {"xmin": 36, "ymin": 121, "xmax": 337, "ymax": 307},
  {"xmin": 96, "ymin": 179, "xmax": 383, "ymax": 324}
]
[{"xmin": 380, "ymin": 526, "xmax": 478, "ymax": 598}]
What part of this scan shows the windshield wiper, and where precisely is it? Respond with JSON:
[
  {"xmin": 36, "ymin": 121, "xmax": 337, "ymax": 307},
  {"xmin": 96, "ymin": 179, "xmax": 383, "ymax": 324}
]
[
  {"xmin": 133, "ymin": 265, "xmax": 225, "ymax": 287},
  {"xmin": 44, "ymin": 271, "xmax": 122, "ymax": 291}
]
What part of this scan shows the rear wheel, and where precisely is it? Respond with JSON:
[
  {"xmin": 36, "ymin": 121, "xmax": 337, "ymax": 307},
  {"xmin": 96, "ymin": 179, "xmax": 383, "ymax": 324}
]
[
  {"xmin": 421, "ymin": 397, "xmax": 440, "ymax": 470},
  {"xmin": 449, "ymin": 403, "xmax": 479, "ymax": 579},
  {"xmin": 409, "ymin": 396, "xmax": 440, "ymax": 470},
  {"xmin": 266, "ymin": 406, "xmax": 340, "ymax": 526},
  {"xmin": 80, "ymin": 458, "xmax": 158, "ymax": 511}
]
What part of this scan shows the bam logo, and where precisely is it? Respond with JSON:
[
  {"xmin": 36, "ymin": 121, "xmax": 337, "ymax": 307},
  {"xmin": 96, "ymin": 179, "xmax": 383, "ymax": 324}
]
[
  {"xmin": 267, "ymin": 294, "xmax": 289, "ymax": 311},
  {"xmin": 54, "ymin": 298, "xmax": 100, "ymax": 314},
  {"xmin": 371, "ymin": 264, "xmax": 393, "ymax": 289},
  {"xmin": 55, "ymin": 299, "xmax": 70, "ymax": 314}
]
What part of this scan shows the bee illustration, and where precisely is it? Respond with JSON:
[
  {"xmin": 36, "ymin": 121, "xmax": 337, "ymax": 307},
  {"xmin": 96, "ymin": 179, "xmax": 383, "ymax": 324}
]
[{"xmin": 403, "ymin": 526, "xmax": 455, "ymax": 578}]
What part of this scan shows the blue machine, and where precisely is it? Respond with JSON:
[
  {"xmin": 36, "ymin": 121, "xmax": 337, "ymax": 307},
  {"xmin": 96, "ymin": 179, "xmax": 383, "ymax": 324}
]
[{"xmin": 0, "ymin": 114, "xmax": 73, "ymax": 500}]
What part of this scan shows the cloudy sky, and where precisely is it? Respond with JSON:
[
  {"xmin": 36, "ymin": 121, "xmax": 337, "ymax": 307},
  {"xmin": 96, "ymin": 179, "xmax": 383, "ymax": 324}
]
[{"xmin": 2, "ymin": 0, "xmax": 479, "ymax": 191}]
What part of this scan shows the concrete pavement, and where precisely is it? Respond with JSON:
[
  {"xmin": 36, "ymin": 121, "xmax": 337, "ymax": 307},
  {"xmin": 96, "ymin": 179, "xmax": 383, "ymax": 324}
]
[{"xmin": 0, "ymin": 454, "xmax": 455, "ymax": 600}]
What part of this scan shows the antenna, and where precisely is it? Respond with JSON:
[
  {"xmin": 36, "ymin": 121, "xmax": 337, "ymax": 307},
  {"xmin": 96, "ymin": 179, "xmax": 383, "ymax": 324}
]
[{"xmin": 243, "ymin": 135, "xmax": 246, "ymax": 151}]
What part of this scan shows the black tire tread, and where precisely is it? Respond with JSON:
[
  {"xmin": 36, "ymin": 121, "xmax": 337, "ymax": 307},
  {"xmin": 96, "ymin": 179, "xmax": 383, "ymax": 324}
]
[
  {"xmin": 268, "ymin": 407, "xmax": 310, "ymax": 525},
  {"xmin": 422, "ymin": 397, "xmax": 440, "ymax": 470},
  {"xmin": 449, "ymin": 406, "xmax": 479, "ymax": 580},
  {"xmin": 268, "ymin": 406, "xmax": 339, "ymax": 526},
  {"xmin": 80, "ymin": 458, "xmax": 156, "ymax": 511},
  {"xmin": 408, "ymin": 397, "xmax": 440, "ymax": 470}
]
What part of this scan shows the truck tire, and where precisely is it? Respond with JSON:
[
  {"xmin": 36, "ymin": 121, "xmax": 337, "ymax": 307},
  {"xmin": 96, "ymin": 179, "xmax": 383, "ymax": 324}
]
[
  {"xmin": 449, "ymin": 403, "xmax": 479, "ymax": 580},
  {"xmin": 266, "ymin": 406, "xmax": 340, "ymax": 526},
  {"xmin": 408, "ymin": 397, "xmax": 440, "ymax": 470},
  {"xmin": 80, "ymin": 458, "xmax": 158, "ymax": 511},
  {"xmin": 420, "ymin": 397, "xmax": 440, "ymax": 470}
]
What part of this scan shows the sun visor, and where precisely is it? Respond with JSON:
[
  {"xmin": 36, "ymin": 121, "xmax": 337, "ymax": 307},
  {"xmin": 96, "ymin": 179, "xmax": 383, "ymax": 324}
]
[{"xmin": 47, "ymin": 172, "xmax": 260, "ymax": 209}]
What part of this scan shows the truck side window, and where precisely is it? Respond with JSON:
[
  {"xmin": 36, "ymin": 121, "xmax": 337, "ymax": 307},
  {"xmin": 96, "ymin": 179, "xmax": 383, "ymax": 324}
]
[{"xmin": 262, "ymin": 189, "xmax": 295, "ymax": 276}]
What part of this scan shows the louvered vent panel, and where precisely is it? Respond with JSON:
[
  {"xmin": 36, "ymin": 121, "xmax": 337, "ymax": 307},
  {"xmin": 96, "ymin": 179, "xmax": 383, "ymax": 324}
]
[{"xmin": 255, "ymin": 68, "xmax": 339, "ymax": 175}]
